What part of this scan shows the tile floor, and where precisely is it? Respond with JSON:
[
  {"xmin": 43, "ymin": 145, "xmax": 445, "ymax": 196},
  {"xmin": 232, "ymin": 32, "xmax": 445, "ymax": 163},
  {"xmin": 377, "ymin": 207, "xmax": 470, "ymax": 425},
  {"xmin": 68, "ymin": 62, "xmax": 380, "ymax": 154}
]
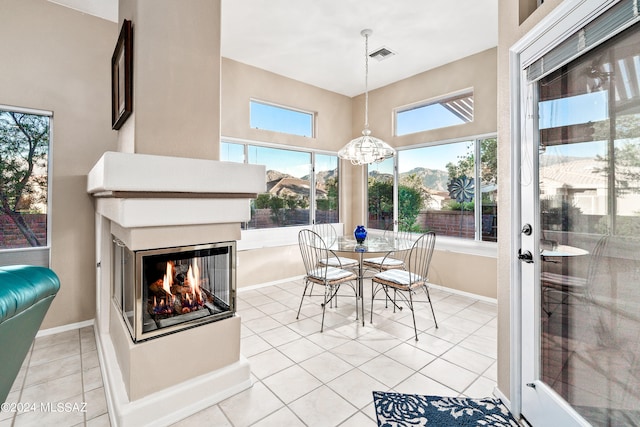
[{"xmin": 1, "ymin": 278, "xmax": 497, "ymax": 427}]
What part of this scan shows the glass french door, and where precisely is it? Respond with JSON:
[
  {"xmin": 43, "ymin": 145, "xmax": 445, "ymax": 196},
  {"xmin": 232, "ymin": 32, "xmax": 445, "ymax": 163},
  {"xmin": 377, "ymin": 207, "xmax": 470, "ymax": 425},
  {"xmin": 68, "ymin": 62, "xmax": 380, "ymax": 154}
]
[{"xmin": 520, "ymin": 18, "xmax": 640, "ymax": 427}]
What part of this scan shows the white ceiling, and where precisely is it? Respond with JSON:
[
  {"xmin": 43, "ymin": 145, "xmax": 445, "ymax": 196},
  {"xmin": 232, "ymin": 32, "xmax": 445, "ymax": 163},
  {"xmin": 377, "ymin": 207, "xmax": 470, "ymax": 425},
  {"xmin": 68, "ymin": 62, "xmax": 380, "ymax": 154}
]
[{"xmin": 49, "ymin": 0, "xmax": 498, "ymax": 97}]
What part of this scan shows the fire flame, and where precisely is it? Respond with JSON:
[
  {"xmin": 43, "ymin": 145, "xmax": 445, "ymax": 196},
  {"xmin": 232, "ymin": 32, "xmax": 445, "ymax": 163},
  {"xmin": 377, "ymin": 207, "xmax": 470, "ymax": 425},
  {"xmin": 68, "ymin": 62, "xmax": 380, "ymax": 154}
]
[
  {"xmin": 162, "ymin": 261, "xmax": 174, "ymax": 297},
  {"xmin": 187, "ymin": 261, "xmax": 202, "ymax": 304}
]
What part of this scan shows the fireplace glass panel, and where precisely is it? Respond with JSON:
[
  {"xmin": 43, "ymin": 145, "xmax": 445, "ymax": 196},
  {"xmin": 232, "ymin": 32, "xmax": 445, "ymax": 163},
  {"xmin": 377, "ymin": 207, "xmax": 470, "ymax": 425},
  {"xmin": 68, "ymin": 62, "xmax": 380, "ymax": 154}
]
[{"xmin": 113, "ymin": 238, "xmax": 236, "ymax": 342}]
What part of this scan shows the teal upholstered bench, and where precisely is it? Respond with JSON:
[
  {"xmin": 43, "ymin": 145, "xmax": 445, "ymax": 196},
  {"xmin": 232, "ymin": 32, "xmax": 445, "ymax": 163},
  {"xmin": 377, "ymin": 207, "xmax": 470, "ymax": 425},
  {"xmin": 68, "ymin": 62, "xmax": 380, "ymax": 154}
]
[{"xmin": 0, "ymin": 265, "xmax": 60, "ymax": 403}]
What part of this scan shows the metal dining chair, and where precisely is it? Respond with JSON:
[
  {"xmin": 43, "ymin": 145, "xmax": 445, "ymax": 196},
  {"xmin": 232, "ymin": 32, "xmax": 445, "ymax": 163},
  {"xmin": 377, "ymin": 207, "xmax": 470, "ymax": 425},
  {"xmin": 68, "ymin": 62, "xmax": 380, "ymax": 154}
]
[
  {"xmin": 363, "ymin": 224, "xmax": 413, "ymax": 272},
  {"xmin": 370, "ymin": 231, "xmax": 438, "ymax": 341},
  {"xmin": 312, "ymin": 223, "xmax": 359, "ymax": 270},
  {"xmin": 297, "ymin": 229, "xmax": 358, "ymax": 332}
]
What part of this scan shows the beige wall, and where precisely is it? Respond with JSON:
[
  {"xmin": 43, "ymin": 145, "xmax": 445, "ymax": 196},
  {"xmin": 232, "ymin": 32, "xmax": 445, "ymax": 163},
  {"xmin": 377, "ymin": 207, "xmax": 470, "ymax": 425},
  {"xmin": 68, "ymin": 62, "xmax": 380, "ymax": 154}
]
[
  {"xmin": 496, "ymin": 0, "xmax": 563, "ymax": 401},
  {"xmin": 0, "ymin": 0, "xmax": 117, "ymax": 328},
  {"xmin": 119, "ymin": 0, "xmax": 221, "ymax": 160},
  {"xmin": 221, "ymin": 58, "xmax": 353, "ymax": 152}
]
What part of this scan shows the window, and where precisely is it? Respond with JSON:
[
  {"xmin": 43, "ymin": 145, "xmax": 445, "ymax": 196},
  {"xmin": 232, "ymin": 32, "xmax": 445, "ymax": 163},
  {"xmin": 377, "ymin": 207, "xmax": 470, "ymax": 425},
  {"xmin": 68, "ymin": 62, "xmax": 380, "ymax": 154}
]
[
  {"xmin": 221, "ymin": 141, "xmax": 339, "ymax": 229},
  {"xmin": 0, "ymin": 107, "xmax": 51, "ymax": 265},
  {"xmin": 367, "ymin": 157, "xmax": 394, "ymax": 230},
  {"xmin": 314, "ymin": 154, "xmax": 339, "ymax": 224},
  {"xmin": 368, "ymin": 137, "xmax": 497, "ymax": 242},
  {"xmin": 395, "ymin": 90, "xmax": 474, "ymax": 136},
  {"xmin": 250, "ymin": 100, "xmax": 314, "ymax": 137}
]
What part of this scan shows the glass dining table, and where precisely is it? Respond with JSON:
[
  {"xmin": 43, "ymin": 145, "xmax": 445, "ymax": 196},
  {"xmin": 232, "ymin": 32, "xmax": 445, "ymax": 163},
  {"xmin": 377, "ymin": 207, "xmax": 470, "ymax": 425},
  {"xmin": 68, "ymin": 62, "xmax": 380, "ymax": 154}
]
[{"xmin": 325, "ymin": 235, "xmax": 414, "ymax": 325}]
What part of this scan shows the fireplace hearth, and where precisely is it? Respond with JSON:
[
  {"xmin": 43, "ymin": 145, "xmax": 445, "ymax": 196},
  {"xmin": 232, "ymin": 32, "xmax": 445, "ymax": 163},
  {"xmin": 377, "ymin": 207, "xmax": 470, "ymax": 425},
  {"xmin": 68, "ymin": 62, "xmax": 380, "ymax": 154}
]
[{"xmin": 114, "ymin": 238, "xmax": 235, "ymax": 342}]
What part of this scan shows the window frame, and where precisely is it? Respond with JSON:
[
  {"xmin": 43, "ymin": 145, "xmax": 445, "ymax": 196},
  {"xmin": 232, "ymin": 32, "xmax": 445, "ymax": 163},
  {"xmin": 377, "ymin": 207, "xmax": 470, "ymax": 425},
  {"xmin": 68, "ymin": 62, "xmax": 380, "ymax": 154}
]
[
  {"xmin": 220, "ymin": 137, "xmax": 341, "ymax": 244},
  {"xmin": 249, "ymin": 99, "xmax": 316, "ymax": 138},
  {"xmin": 367, "ymin": 133, "xmax": 498, "ymax": 257},
  {"xmin": 0, "ymin": 104, "xmax": 53, "ymax": 267},
  {"xmin": 394, "ymin": 89, "xmax": 475, "ymax": 136}
]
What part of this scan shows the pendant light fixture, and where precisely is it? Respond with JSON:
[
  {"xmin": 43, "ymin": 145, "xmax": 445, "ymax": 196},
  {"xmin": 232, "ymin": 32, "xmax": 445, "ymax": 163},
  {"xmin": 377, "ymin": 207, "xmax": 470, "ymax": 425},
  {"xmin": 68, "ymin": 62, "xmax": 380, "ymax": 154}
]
[{"xmin": 338, "ymin": 29, "xmax": 395, "ymax": 166}]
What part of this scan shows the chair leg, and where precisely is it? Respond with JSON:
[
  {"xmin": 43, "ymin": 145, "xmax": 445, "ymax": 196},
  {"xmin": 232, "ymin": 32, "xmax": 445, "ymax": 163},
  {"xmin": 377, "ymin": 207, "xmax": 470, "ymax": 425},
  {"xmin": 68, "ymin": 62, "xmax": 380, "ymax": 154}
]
[
  {"xmin": 408, "ymin": 290, "xmax": 418, "ymax": 341},
  {"xmin": 320, "ymin": 285, "xmax": 330, "ymax": 332},
  {"xmin": 296, "ymin": 280, "xmax": 310, "ymax": 319},
  {"xmin": 423, "ymin": 285, "xmax": 438, "ymax": 328}
]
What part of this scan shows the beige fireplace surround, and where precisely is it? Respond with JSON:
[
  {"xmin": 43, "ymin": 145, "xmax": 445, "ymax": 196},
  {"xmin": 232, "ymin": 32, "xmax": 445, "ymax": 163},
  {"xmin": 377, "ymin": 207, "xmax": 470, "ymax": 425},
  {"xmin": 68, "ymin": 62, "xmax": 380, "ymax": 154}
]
[{"xmin": 88, "ymin": 151, "xmax": 265, "ymax": 426}]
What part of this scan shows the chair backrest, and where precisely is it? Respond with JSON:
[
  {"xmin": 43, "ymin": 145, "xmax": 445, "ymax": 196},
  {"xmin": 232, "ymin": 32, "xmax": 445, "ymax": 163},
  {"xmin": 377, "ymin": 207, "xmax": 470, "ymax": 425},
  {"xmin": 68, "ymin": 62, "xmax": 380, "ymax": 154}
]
[
  {"xmin": 405, "ymin": 232, "xmax": 436, "ymax": 281},
  {"xmin": 312, "ymin": 223, "xmax": 338, "ymax": 246},
  {"xmin": 298, "ymin": 229, "xmax": 329, "ymax": 276},
  {"xmin": 383, "ymin": 222, "xmax": 414, "ymax": 248}
]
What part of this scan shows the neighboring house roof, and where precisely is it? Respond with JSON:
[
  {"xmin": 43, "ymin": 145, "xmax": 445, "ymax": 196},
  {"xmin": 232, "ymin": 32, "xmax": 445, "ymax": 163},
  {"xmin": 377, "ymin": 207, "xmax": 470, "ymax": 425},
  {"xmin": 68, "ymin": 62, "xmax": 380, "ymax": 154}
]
[{"xmin": 267, "ymin": 177, "xmax": 327, "ymax": 198}]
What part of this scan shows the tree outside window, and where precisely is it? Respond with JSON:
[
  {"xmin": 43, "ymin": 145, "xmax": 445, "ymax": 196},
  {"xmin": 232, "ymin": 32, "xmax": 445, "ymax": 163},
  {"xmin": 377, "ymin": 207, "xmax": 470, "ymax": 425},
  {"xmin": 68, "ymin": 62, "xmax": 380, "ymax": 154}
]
[{"xmin": 0, "ymin": 109, "xmax": 50, "ymax": 249}]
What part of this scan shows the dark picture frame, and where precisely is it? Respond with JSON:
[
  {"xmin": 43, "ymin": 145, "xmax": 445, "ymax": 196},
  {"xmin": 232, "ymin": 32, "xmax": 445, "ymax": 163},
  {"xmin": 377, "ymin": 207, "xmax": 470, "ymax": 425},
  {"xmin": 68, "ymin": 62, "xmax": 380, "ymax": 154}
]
[{"xmin": 111, "ymin": 19, "xmax": 133, "ymax": 130}]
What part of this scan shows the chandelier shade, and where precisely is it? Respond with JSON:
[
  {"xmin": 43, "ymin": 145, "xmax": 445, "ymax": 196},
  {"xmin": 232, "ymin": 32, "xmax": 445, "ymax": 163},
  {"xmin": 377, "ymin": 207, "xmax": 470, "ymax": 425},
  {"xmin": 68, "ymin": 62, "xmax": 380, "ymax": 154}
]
[{"xmin": 338, "ymin": 29, "xmax": 395, "ymax": 166}]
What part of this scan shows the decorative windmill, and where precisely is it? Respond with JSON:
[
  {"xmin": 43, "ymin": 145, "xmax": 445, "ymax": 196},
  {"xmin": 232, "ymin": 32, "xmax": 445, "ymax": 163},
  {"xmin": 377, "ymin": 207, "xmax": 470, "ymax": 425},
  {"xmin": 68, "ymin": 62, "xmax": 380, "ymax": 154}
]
[{"xmin": 447, "ymin": 176, "xmax": 475, "ymax": 236}]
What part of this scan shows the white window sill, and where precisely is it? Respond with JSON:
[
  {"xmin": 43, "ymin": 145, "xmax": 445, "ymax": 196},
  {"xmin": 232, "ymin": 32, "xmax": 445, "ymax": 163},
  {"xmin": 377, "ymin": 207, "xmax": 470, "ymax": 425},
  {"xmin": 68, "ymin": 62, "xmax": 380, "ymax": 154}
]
[{"xmin": 237, "ymin": 225, "xmax": 496, "ymax": 258}]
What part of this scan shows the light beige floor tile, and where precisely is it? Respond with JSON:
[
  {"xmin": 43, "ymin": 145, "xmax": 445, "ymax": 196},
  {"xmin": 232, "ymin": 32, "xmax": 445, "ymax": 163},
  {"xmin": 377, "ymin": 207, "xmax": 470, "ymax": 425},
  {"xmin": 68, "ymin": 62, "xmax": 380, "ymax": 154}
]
[
  {"xmin": 24, "ymin": 354, "xmax": 81, "ymax": 387},
  {"xmin": 300, "ymin": 351, "xmax": 354, "ymax": 383},
  {"xmin": 85, "ymin": 387, "xmax": 108, "ymax": 420},
  {"xmin": 268, "ymin": 309, "xmax": 299, "ymax": 324},
  {"xmin": 248, "ymin": 348, "xmax": 295, "ymax": 379},
  {"xmin": 256, "ymin": 301, "xmax": 289, "ymax": 316},
  {"xmin": 463, "ymin": 375, "xmax": 496, "ymax": 398},
  {"xmin": 483, "ymin": 362, "xmax": 498, "ymax": 382},
  {"xmin": 412, "ymin": 332, "xmax": 456, "ymax": 356},
  {"xmin": 20, "ymin": 372, "xmax": 83, "ymax": 403},
  {"xmin": 277, "ymin": 337, "xmax": 325, "ymax": 363},
  {"xmin": 359, "ymin": 354, "xmax": 415, "ymax": 388},
  {"xmin": 13, "ymin": 393, "xmax": 85, "ymax": 427},
  {"xmin": 281, "ymin": 317, "xmax": 322, "ymax": 336},
  {"xmin": 459, "ymin": 334, "xmax": 497, "ymax": 358},
  {"xmin": 441, "ymin": 345, "xmax": 495, "ymax": 375},
  {"xmin": 82, "ymin": 349, "xmax": 100, "ymax": 371},
  {"xmin": 170, "ymin": 405, "xmax": 231, "ymax": 427},
  {"xmin": 420, "ymin": 358, "xmax": 479, "ymax": 393},
  {"xmin": 423, "ymin": 322, "xmax": 472, "ymax": 344},
  {"xmin": 263, "ymin": 365, "xmax": 323, "ymax": 403},
  {"xmin": 29, "ymin": 340, "xmax": 81, "ymax": 366},
  {"xmin": 32, "ymin": 330, "xmax": 78, "ymax": 351},
  {"xmin": 331, "ymin": 340, "xmax": 379, "ymax": 367},
  {"xmin": 243, "ymin": 316, "xmax": 282, "ymax": 334},
  {"xmin": 376, "ymin": 317, "xmax": 420, "ymax": 341},
  {"xmin": 259, "ymin": 325, "xmax": 302, "ymax": 347},
  {"xmin": 218, "ymin": 381, "xmax": 283, "ymax": 427},
  {"xmin": 438, "ymin": 316, "xmax": 485, "ymax": 335},
  {"xmin": 305, "ymin": 329, "xmax": 352, "ymax": 350},
  {"xmin": 384, "ymin": 342, "xmax": 436, "ymax": 371},
  {"xmin": 251, "ymin": 407, "xmax": 306, "ymax": 427},
  {"xmin": 288, "ymin": 385, "xmax": 358, "ymax": 427},
  {"xmin": 357, "ymin": 329, "xmax": 403, "ymax": 353},
  {"xmin": 241, "ymin": 334, "xmax": 273, "ymax": 358},
  {"xmin": 456, "ymin": 307, "xmax": 497, "ymax": 324},
  {"xmin": 237, "ymin": 306, "xmax": 267, "ymax": 322},
  {"xmin": 86, "ymin": 413, "xmax": 111, "ymax": 427},
  {"xmin": 393, "ymin": 372, "xmax": 458, "ymax": 396},
  {"xmin": 83, "ymin": 366, "xmax": 104, "ymax": 392},
  {"xmin": 327, "ymin": 368, "xmax": 388, "ymax": 409},
  {"xmin": 339, "ymin": 410, "xmax": 375, "ymax": 426}
]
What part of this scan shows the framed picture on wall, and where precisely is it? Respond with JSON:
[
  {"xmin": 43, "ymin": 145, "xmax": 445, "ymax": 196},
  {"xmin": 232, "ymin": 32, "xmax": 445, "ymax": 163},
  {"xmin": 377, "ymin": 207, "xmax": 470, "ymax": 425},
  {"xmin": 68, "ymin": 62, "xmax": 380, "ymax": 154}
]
[{"xmin": 111, "ymin": 19, "xmax": 133, "ymax": 130}]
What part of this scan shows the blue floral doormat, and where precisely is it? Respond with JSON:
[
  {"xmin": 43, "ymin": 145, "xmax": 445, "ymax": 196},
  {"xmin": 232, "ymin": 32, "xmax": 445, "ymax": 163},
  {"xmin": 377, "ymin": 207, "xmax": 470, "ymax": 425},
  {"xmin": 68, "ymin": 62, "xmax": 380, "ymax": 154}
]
[{"xmin": 373, "ymin": 391, "xmax": 519, "ymax": 426}]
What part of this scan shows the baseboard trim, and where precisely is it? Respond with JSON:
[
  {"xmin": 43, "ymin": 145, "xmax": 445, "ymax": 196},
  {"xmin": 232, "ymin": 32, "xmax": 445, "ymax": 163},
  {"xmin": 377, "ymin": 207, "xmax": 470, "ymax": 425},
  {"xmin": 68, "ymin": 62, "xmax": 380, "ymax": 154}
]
[
  {"xmin": 238, "ymin": 275, "xmax": 304, "ymax": 292},
  {"xmin": 36, "ymin": 319, "xmax": 94, "ymax": 337},
  {"xmin": 429, "ymin": 283, "xmax": 497, "ymax": 304}
]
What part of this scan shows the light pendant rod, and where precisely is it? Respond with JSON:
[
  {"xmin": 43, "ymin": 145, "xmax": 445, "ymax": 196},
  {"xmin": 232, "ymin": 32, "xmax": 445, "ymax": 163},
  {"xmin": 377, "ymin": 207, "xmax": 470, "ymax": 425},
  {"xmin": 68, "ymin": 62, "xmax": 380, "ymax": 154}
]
[
  {"xmin": 338, "ymin": 29, "xmax": 395, "ymax": 166},
  {"xmin": 362, "ymin": 28, "xmax": 371, "ymax": 131}
]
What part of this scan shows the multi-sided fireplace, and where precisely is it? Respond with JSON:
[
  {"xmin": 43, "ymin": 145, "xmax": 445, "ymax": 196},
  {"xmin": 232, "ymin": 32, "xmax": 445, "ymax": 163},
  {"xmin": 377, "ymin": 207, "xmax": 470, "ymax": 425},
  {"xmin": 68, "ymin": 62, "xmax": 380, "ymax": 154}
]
[{"xmin": 113, "ymin": 238, "xmax": 236, "ymax": 342}]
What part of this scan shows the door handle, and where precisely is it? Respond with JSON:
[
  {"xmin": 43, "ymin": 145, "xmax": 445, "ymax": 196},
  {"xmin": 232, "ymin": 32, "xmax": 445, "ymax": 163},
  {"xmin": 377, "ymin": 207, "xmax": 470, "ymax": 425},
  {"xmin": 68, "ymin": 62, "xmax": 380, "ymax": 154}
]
[{"xmin": 518, "ymin": 249, "xmax": 534, "ymax": 263}]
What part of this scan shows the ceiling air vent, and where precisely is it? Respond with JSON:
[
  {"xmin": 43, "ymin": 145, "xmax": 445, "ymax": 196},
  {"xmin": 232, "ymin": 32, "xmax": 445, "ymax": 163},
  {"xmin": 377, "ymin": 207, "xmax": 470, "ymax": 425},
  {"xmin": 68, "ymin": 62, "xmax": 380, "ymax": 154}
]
[{"xmin": 369, "ymin": 47, "xmax": 396, "ymax": 61}]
